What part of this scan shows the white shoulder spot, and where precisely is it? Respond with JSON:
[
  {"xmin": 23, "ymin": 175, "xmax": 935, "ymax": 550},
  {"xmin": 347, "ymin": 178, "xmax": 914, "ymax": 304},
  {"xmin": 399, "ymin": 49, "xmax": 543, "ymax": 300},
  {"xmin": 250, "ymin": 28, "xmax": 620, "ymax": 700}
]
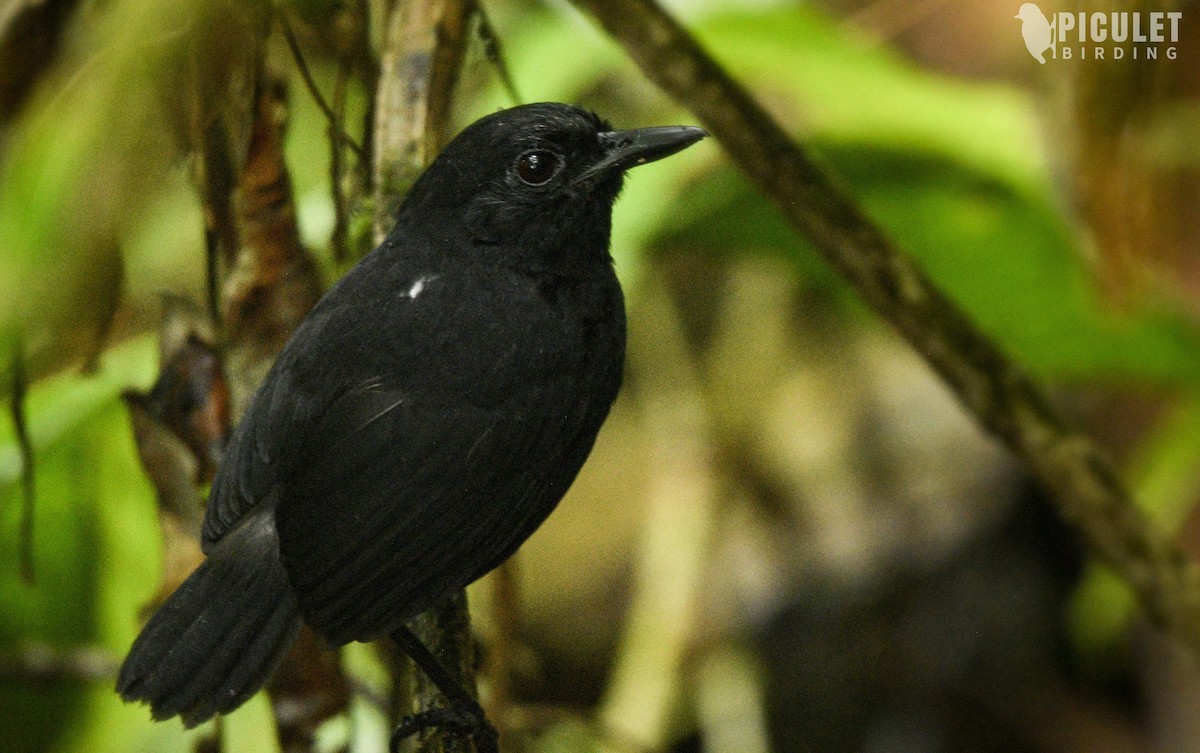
[{"xmin": 406, "ymin": 274, "xmax": 439, "ymax": 300}]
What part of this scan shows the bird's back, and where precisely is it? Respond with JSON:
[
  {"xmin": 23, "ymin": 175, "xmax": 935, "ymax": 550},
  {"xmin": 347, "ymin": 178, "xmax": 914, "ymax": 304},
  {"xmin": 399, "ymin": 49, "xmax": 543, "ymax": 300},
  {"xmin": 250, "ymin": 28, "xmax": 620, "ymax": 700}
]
[{"xmin": 203, "ymin": 236, "xmax": 626, "ymax": 644}]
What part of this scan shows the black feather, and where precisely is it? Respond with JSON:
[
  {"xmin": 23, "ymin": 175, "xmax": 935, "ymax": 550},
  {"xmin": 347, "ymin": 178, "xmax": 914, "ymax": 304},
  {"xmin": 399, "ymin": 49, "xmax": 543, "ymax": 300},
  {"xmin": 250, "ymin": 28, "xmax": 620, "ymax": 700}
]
[
  {"xmin": 117, "ymin": 497, "xmax": 300, "ymax": 727},
  {"xmin": 118, "ymin": 102, "xmax": 704, "ymax": 728}
]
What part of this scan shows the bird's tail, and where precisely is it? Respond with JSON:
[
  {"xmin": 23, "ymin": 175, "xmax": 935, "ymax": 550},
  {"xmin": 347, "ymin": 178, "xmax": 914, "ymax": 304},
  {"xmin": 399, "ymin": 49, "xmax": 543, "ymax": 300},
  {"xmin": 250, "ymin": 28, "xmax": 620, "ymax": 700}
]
[{"xmin": 117, "ymin": 501, "xmax": 302, "ymax": 727}]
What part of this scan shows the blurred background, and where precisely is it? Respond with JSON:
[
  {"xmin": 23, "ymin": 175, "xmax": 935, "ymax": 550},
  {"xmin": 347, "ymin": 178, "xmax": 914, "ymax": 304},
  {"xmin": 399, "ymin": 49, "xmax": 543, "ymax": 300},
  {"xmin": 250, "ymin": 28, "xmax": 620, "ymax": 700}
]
[{"xmin": 2, "ymin": 0, "xmax": 1200, "ymax": 751}]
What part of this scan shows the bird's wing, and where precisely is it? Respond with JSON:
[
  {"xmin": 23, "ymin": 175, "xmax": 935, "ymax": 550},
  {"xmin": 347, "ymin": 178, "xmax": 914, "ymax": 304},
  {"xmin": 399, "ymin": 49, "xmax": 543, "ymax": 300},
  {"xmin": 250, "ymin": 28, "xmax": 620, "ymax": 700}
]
[
  {"xmin": 201, "ymin": 241, "xmax": 435, "ymax": 549},
  {"xmin": 200, "ymin": 257, "xmax": 621, "ymax": 644},
  {"xmin": 200, "ymin": 296, "xmax": 375, "ymax": 550},
  {"xmin": 272, "ymin": 374, "xmax": 601, "ymax": 646},
  {"xmin": 202, "ymin": 376, "xmax": 287, "ymax": 549}
]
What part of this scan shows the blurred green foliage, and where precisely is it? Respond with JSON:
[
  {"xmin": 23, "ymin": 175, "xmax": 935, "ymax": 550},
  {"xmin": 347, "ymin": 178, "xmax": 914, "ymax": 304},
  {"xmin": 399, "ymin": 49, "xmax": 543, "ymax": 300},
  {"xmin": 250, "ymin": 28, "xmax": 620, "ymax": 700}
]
[
  {"xmin": 0, "ymin": 337, "xmax": 168, "ymax": 752},
  {"xmin": 679, "ymin": 8, "xmax": 1200, "ymax": 384}
]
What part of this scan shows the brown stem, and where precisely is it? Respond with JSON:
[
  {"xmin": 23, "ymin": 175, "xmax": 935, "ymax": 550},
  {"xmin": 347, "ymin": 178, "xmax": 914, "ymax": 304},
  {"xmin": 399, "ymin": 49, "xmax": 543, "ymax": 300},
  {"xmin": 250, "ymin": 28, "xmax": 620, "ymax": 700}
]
[
  {"xmin": 371, "ymin": 1, "xmax": 482, "ymax": 750},
  {"xmin": 372, "ymin": 0, "xmax": 470, "ymax": 240}
]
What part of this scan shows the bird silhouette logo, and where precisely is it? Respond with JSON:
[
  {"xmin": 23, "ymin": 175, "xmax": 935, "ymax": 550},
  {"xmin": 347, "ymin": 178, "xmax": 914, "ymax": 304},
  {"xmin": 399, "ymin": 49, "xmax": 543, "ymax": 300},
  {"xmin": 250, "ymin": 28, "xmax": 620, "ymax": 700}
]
[{"xmin": 1014, "ymin": 3, "xmax": 1055, "ymax": 63}]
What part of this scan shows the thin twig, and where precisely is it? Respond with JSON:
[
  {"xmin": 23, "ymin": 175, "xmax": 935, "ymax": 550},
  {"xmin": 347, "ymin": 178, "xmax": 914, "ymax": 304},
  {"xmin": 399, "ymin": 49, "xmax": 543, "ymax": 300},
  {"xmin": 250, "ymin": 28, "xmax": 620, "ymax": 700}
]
[
  {"xmin": 473, "ymin": 2, "xmax": 523, "ymax": 105},
  {"xmin": 278, "ymin": 12, "xmax": 366, "ymax": 159},
  {"xmin": 10, "ymin": 343, "xmax": 35, "ymax": 584},
  {"xmin": 568, "ymin": 0, "xmax": 1200, "ymax": 651},
  {"xmin": 0, "ymin": 644, "xmax": 119, "ymax": 683},
  {"xmin": 204, "ymin": 227, "xmax": 222, "ymax": 329},
  {"xmin": 329, "ymin": 53, "xmax": 353, "ymax": 264}
]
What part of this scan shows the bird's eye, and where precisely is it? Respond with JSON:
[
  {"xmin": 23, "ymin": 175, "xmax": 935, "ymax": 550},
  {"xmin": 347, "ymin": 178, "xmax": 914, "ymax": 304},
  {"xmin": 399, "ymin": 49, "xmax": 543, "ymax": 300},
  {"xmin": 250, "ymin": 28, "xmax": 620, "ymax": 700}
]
[{"xmin": 515, "ymin": 150, "xmax": 561, "ymax": 185}]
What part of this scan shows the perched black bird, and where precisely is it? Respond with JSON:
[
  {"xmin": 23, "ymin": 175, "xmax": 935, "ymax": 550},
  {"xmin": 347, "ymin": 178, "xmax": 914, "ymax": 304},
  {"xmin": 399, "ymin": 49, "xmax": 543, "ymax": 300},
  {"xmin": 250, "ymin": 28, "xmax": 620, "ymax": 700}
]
[{"xmin": 117, "ymin": 103, "xmax": 705, "ymax": 746}]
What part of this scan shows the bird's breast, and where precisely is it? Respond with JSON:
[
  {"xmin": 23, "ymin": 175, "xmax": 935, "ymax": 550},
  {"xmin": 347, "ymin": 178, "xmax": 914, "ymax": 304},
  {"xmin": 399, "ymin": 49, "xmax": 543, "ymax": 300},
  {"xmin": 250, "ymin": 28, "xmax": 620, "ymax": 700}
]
[{"xmin": 391, "ymin": 264, "xmax": 625, "ymax": 408}]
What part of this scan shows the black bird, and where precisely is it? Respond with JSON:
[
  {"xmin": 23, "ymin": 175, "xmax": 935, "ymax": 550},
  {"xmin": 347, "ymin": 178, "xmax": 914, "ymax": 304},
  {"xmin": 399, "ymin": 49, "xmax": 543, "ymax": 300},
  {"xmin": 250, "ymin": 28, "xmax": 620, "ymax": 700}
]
[{"xmin": 117, "ymin": 102, "xmax": 706, "ymax": 748}]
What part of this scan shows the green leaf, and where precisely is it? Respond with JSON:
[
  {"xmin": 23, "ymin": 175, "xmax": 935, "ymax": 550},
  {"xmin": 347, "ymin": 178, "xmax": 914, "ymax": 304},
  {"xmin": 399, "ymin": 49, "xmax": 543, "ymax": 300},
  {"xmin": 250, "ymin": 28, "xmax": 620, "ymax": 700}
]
[{"xmin": 0, "ymin": 337, "xmax": 170, "ymax": 753}]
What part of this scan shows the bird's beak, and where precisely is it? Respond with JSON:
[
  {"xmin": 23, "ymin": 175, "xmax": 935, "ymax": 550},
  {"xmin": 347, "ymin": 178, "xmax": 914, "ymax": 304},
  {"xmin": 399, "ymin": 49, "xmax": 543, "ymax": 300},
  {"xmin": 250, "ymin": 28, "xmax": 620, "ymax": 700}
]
[{"xmin": 575, "ymin": 125, "xmax": 708, "ymax": 184}]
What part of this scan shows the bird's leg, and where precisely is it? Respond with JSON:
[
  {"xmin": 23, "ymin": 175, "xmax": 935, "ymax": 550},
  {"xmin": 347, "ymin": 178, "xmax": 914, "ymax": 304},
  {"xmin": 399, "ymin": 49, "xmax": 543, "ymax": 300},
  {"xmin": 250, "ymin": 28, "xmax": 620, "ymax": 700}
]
[{"xmin": 388, "ymin": 625, "xmax": 499, "ymax": 753}]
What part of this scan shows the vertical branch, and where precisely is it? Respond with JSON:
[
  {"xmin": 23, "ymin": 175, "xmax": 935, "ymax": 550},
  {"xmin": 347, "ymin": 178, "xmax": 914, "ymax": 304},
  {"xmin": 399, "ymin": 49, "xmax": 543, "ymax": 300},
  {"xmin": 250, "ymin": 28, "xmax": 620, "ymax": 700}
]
[
  {"xmin": 370, "ymin": 1, "xmax": 478, "ymax": 749},
  {"xmin": 328, "ymin": 56, "xmax": 354, "ymax": 264},
  {"xmin": 205, "ymin": 228, "xmax": 223, "ymax": 329},
  {"xmin": 372, "ymin": 0, "xmax": 470, "ymax": 241},
  {"xmin": 221, "ymin": 71, "xmax": 324, "ymax": 407},
  {"xmin": 10, "ymin": 342, "xmax": 35, "ymax": 584},
  {"xmin": 407, "ymin": 592, "xmax": 483, "ymax": 753}
]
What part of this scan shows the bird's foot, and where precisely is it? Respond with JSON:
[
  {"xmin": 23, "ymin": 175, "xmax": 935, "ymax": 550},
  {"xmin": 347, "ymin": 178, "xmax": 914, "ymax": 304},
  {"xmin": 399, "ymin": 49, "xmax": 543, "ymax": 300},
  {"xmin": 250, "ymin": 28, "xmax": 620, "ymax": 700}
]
[{"xmin": 390, "ymin": 705, "xmax": 499, "ymax": 753}]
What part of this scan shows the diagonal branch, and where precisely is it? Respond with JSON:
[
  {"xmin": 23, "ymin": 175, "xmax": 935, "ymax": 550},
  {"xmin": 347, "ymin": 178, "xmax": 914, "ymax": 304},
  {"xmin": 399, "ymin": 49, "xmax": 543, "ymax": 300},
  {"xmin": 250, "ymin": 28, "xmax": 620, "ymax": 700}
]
[{"xmin": 568, "ymin": 0, "xmax": 1200, "ymax": 649}]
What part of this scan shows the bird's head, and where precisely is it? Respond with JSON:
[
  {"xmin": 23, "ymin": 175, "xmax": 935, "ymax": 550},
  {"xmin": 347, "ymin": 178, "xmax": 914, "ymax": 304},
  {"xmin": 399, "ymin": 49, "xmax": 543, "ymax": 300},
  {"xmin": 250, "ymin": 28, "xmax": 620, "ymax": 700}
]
[
  {"xmin": 1014, "ymin": 3, "xmax": 1044, "ymax": 21},
  {"xmin": 399, "ymin": 102, "xmax": 706, "ymax": 271}
]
